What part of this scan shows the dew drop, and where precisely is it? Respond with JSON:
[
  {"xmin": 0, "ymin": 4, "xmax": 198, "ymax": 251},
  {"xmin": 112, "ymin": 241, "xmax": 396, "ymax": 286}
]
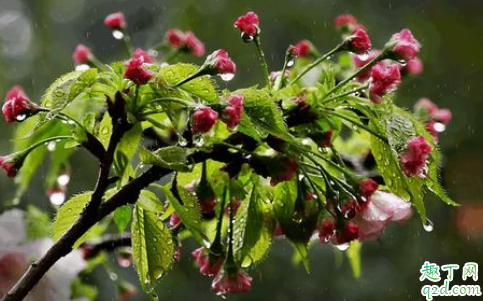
[
  {"xmin": 357, "ymin": 52, "xmax": 369, "ymax": 61},
  {"xmin": 219, "ymin": 73, "xmax": 235, "ymax": 81},
  {"xmin": 47, "ymin": 141, "xmax": 56, "ymax": 152},
  {"xmin": 397, "ymin": 59, "xmax": 408, "ymax": 66},
  {"xmin": 335, "ymin": 243, "xmax": 350, "ymax": 251},
  {"xmin": 16, "ymin": 114, "xmax": 27, "ymax": 121},
  {"xmin": 112, "ymin": 30, "xmax": 124, "ymax": 40},
  {"xmin": 57, "ymin": 174, "xmax": 71, "ymax": 186},
  {"xmin": 423, "ymin": 219, "xmax": 434, "ymax": 232},
  {"xmin": 75, "ymin": 64, "xmax": 90, "ymax": 71},
  {"xmin": 50, "ymin": 191, "xmax": 66, "ymax": 206},
  {"xmin": 241, "ymin": 32, "xmax": 254, "ymax": 42},
  {"xmin": 286, "ymin": 59, "xmax": 295, "ymax": 67},
  {"xmin": 434, "ymin": 122, "xmax": 446, "ymax": 133}
]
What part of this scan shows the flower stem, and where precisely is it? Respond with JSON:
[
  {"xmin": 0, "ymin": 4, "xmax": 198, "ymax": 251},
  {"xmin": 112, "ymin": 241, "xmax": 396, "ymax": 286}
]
[
  {"xmin": 320, "ymin": 108, "xmax": 388, "ymax": 143},
  {"xmin": 323, "ymin": 53, "xmax": 385, "ymax": 97},
  {"xmin": 22, "ymin": 136, "xmax": 74, "ymax": 155},
  {"xmin": 273, "ymin": 58, "xmax": 289, "ymax": 91},
  {"xmin": 173, "ymin": 69, "xmax": 206, "ymax": 88},
  {"xmin": 290, "ymin": 44, "xmax": 342, "ymax": 85},
  {"xmin": 254, "ymin": 36, "xmax": 272, "ymax": 89},
  {"xmin": 123, "ymin": 30, "xmax": 133, "ymax": 56},
  {"xmin": 320, "ymin": 83, "xmax": 369, "ymax": 105}
]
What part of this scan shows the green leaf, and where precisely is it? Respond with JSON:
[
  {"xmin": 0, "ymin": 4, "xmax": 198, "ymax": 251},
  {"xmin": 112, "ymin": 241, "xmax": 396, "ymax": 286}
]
[
  {"xmin": 234, "ymin": 187, "xmax": 272, "ymax": 267},
  {"xmin": 26, "ymin": 205, "xmax": 51, "ymax": 239},
  {"xmin": 138, "ymin": 190, "xmax": 165, "ymax": 213},
  {"xmin": 158, "ymin": 63, "xmax": 218, "ymax": 102},
  {"xmin": 346, "ymin": 240, "xmax": 362, "ymax": 278},
  {"xmin": 370, "ymin": 115, "xmax": 426, "ymax": 222},
  {"xmin": 114, "ymin": 205, "xmax": 132, "ymax": 234},
  {"xmin": 52, "ymin": 192, "xmax": 94, "ymax": 247},
  {"xmin": 236, "ymin": 88, "xmax": 293, "ymax": 141},
  {"xmin": 132, "ymin": 204, "xmax": 174, "ymax": 290},
  {"xmin": 98, "ymin": 113, "xmax": 112, "ymax": 150},
  {"xmin": 139, "ymin": 147, "xmax": 190, "ymax": 172},
  {"xmin": 41, "ymin": 71, "xmax": 83, "ymax": 109},
  {"xmin": 160, "ymin": 185, "xmax": 208, "ymax": 246}
]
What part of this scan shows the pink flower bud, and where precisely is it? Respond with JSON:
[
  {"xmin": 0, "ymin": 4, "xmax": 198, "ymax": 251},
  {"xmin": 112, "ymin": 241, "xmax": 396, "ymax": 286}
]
[
  {"xmin": 72, "ymin": 44, "xmax": 91, "ymax": 65},
  {"xmin": 343, "ymin": 28, "xmax": 372, "ymax": 54},
  {"xmin": 426, "ymin": 120, "xmax": 438, "ymax": 140},
  {"xmin": 234, "ymin": 11, "xmax": 260, "ymax": 39},
  {"xmin": 294, "ymin": 40, "xmax": 314, "ymax": 57},
  {"xmin": 403, "ymin": 57, "xmax": 423, "ymax": 75},
  {"xmin": 191, "ymin": 106, "xmax": 219, "ymax": 134},
  {"xmin": 221, "ymin": 95, "xmax": 244, "ymax": 130},
  {"xmin": 334, "ymin": 14, "xmax": 362, "ymax": 32},
  {"xmin": 184, "ymin": 31, "xmax": 205, "ymax": 57},
  {"xmin": 166, "ymin": 29, "xmax": 186, "ymax": 48},
  {"xmin": 191, "ymin": 247, "xmax": 223, "ymax": 276},
  {"xmin": 104, "ymin": 12, "xmax": 126, "ymax": 29},
  {"xmin": 433, "ymin": 108, "xmax": 452, "ymax": 125},
  {"xmin": 400, "ymin": 136, "xmax": 432, "ymax": 177},
  {"xmin": 287, "ymin": 44, "xmax": 299, "ymax": 57},
  {"xmin": 359, "ymin": 178, "xmax": 379, "ymax": 199},
  {"xmin": 386, "ymin": 29, "xmax": 421, "ymax": 62},
  {"xmin": 414, "ymin": 98, "xmax": 439, "ymax": 116},
  {"xmin": 2, "ymin": 85, "xmax": 39, "ymax": 123},
  {"xmin": 133, "ymin": 48, "xmax": 154, "ymax": 64},
  {"xmin": 0, "ymin": 155, "xmax": 17, "ymax": 178},
  {"xmin": 206, "ymin": 49, "xmax": 236, "ymax": 76},
  {"xmin": 212, "ymin": 269, "xmax": 253, "ymax": 295},
  {"xmin": 352, "ymin": 50, "xmax": 381, "ymax": 82},
  {"xmin": 124, "ymin": 56, "xmax": 154, "ymax": 85},
  {"xmin": 368, "ymin": 64, "xmax": 401, "ymax": 103}
]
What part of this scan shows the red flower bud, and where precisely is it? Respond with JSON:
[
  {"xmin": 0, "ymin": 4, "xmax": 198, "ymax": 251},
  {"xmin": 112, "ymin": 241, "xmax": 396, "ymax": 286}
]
[
  {"xmin": 221, "ymin": 95, "xmax": 244, "ymax": 130},
  {"xmin": 184, "ymin": 31, "xmax": 205, "ymax": 57},
  {"xmin": 343, "ymin": 28, "xmax": 372, "ymax": 54},
  {"xmin": 287, "ymin": 45, "xmax": 299, "ymax": 57},
  {"xmin": 318, "ymin": 219, "xmax": 336, "ymax": 243},
  {"xmin": 191, "ymin": 106, "xmax": 219, "ymax": 134},
  {"xmin": 104, "ymin": 12, "xmax": 126, "ymax": 29},
  {"xmin": 206, "ymin": 49, "xmax": 236, "ymax": 76},
  {"xmin": 293, "ymin": 40, "xmax": 314, "ymax": 57},
  {"xmin": 166, "ymin": 29, "xmax": 185, "ymax": 48},
  {"xmin": 386, "ymin": 29, "xmax": 421, "ymax": 62},
  {"xmin": 368, "ymin": 64, "xmax": 401, "ymax": 103},
  {"xmin": 124, "ymin": 56, "xmax": 154, "ymax": 85},
  {"xmin": 169, "ymin": 212, "xmax": 181, "ymax": 227},
  {"xmin": 72, "ymin": 44, "xmax": 91, "ymax": 65},
  {"xmin": 334, "ymin": 222, "xmax": 360, "ymax": 245},
  {"xmin": 334, "ymin": 14, "xmax": 362, "ymax": 32},
  {"xmin": 0, "ymin": 155, "xmax": 17, "ymax": 178},
  {"xmin": 133, "ymin": 48, "xmax": 154, "ymax": 64},
  {"xmin": 2, "ymin": 85, "xmax": 39, "ymax": 123},
  {"xmin": 359, "ymin": 178, "xmax": 379, "ymax": 199},
  {"xmin": 400, "ymin": 136, "xmax": 432, "ymax": 177},
  {"xmin": 234, "ymin": 11, "xmax": 259, "ymax": 39}
]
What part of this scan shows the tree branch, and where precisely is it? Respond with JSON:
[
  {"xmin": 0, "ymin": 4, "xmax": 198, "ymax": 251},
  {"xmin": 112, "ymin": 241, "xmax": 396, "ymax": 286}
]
[{"xmin": 82, "ymin": 235, "xmax": 132, "ymax": 260}]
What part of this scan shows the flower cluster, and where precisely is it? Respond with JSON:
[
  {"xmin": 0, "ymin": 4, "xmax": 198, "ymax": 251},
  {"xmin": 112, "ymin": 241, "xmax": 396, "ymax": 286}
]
[
  {"xmin": 191, "ymin": 95, "xmax": 244, "ymax": 134},
  {"xmin": 414, "ymin": 98, "xmax": 452, "ymax": 140}
]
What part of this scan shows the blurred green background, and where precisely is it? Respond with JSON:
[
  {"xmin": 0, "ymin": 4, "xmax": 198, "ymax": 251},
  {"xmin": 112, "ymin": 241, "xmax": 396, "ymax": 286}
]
[{"xmin": 1, "ymin": 0, "xmax": 482, "ymax": 300}]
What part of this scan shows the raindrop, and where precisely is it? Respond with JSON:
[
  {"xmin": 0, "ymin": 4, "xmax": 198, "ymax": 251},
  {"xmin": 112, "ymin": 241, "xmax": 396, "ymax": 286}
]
[
  {"xmin": 112, "ymin": 30, "xmax": 124, "ymax": 40},
  {"xmin": 16, "ymin": 114, "xmax": 27, "ymax": 121},
  {"xmin": 324, "ymin": 236, "xmax": 331, "ymax": 243},
  {"xmin": 75, "ymin": 64, "xmax": 90, "ymax": 71},
  {"xmin": 194, "ymin": 135, "xmax": 205, "ymax": 147},
  {"xmin": 116, "ymin": 252, "xmax": 132, "ymax": 268},
  {"xmin": 301, "ymin": 138, "xmax": 311, "ymax": 145},
  {"xmin": 397, "ymin": 59, "xmax": 407, "ymax": 66},
  {"xmin": 241, "ymin": 33, "xmax": 254, "ymax": 42},
  {"xmin": 335, "ymin": 243, "xmax": 350, "ymax": 251},
  {"xmin": 47, "ymin": 141, "xmax": 56, "ymax": 152},
  {"xmin": 219, "ymin": 73, "xmax": 235, "ymax": 81},
  {"xmin": 326, "ymin": 56, "xmax": 332, "ymax": 60},
  {"xmin": 423, "ymin": 219, "xmax": 434, "ymax": 232},
  {"xmin": 57, "ymin": 174, "xmax": 71, "ymax": 186},
  {"xmin": 357, "ymin": 52, "xmax": 369, "ymax": 61},
  {"xmin": 50, "ymin": 191, "xmax": 66, "ymax": 206},
  {"xmin": 434, "ymin": 122, "xmax": 446, "ymax": 132},
  {"xmin": 286, "ymin": 59, "xmax": 295, "ymax": 67}
]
